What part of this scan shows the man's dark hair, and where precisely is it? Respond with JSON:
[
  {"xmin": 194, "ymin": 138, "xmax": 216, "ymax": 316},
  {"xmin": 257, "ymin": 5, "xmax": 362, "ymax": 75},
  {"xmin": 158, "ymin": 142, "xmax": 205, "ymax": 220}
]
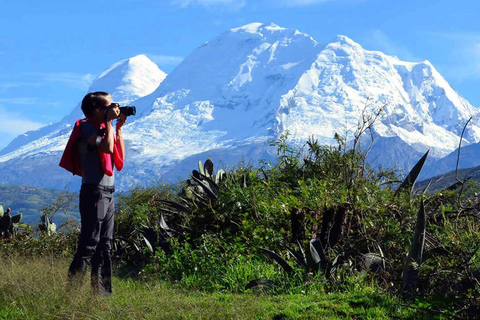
[{"xmin": 81, "ymin": 92, "xmax": 111, "ymax": 118}]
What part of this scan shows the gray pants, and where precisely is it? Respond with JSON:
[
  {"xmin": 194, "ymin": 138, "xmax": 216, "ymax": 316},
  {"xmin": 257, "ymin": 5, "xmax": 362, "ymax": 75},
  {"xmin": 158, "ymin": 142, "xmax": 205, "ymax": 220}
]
[{"xmin": 68, "ymin": 184, "xmax": 115, "ymax": 296}]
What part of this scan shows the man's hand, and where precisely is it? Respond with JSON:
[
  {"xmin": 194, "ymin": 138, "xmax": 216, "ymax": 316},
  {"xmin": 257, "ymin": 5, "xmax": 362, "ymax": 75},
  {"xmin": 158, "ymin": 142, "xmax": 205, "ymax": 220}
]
[
  {"xmin": 106, "ymin": 104, "xmax": 120, "ymax": 122},
  {"xmin": 116, "ymin": 113, "xmax": 127, "ymax": 130}
]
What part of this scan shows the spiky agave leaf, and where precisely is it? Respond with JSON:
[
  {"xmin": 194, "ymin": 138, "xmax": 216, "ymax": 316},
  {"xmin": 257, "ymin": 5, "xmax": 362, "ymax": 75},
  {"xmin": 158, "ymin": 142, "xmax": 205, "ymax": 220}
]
[
  {"xmin": 330, "ymin": 255, "xmax": 352, "ymax": 276},
  {"xmin": 157, "ymin": 213, "xmax": 183, "ymax": 238},
  {"xmin": 141, "ymin": 234, "xmax": 154, "ymax": 253},
  {"xmin": 158, "ymin": 206, "xmax": 182, "ymax": 216},
  {"xmin": 260, "ymin": 248, "xmax": 293, "ymax": 273},
  {"xmin": 140, "ymin": 226, "xmax": 158, "ymax": 249},
  {"xmin": 10, "ymin": 213, "xmax": 22, "ymax": 224},
  {"xmin": 159, "ymin": 213, "xmax": 174, "ymax": 236},
  {"xmin": 192, "ymin": 170, "xmax": 201, "ymax": 180},
  {"xmin": 198, "ymin": 161, "xmax": 205, "ymax": 176},
  {"xmin": 215, "ymin": 169, "xmax": 226, "ymax": 184},
  {"xmin": 204, "ymin": 159, "xmax": 214, "ymax": 178},
  {"xmin": 421, "ymin": 179, "xmax": 433, "ymax": 195},
  {"xmin": 395, "ymin": 150, "xmax": 429, "ymax": 196},
  {"xmin": 285, "ymin": 244, "xmax": 308, "ymax": 271},
  {"xmin": 197, "ymin": 172, "xmax": 220, "ymax": 194},
  {"xmin": 309, "ymin": 239, "xmax": 327, "ymax": 269},
  {"xmin": 188, "ymin": 187, "xmax": 210, "ymax": 205},
  {"xmin": 157, "ymin": 200, "xmax": 192, "ymax": 215},
  {"xmin": 297, "ymin": 240, "xmax": 307, "ymax": 265},
  {"xmin": 377, "ymin": 244, "xmax": 386, "ymax": 270},
  {"xmin": 402, "ymin": 199, "xmax": 426, "ymax": 292},
  {"xmin": 191, "ymin": 175, "xmax": 218, "ymax": 202}
]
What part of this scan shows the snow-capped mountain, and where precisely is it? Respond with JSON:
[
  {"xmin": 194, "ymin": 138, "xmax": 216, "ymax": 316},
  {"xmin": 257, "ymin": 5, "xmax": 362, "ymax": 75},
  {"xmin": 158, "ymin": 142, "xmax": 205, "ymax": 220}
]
[
  {"xmin": 0, "ymin": 23, "xmax": 478, "ymax": 191},
  {"xmin": 0, "ymin": 54, "xmax": 166, "ymax": 189}
]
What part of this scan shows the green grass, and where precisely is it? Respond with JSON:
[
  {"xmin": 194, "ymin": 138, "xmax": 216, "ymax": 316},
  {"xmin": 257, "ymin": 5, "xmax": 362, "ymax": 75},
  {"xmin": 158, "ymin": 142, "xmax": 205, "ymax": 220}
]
[{"xmin": 0, "ymin": 256, "xmax": 446, "ymax": 319}]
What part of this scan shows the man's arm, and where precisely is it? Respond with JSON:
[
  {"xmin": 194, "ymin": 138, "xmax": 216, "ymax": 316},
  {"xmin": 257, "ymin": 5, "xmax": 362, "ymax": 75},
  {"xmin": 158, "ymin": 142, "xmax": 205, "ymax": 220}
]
[
  {"xmin": 86, "ymin": 106, "xmax": 120, "ymax": 154},
  {"xmin": 116, "ymin": 114, "xmax": 126, "ymax": 159}
]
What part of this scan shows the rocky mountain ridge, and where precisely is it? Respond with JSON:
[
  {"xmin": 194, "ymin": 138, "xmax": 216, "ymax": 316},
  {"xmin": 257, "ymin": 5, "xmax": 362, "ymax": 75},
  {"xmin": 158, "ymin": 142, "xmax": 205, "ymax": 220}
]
[{"xmin": 1, "ymin": 23, "xmax": 478, "ymax": 191}]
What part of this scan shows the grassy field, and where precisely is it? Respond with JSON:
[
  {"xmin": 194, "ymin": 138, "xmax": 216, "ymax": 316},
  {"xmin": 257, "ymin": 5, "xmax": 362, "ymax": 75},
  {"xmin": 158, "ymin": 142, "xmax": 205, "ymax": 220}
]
[{"xmin": 0, "ymin": 256, "xmax": 448, "ymax": 320}]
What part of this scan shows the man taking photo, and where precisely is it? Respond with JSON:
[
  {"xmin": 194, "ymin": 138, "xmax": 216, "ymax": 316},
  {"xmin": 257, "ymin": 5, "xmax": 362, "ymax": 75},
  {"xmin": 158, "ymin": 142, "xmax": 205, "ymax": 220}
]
[{"xmin": 60, "ymin": 91, "xmax": 126, "ymax": 296}]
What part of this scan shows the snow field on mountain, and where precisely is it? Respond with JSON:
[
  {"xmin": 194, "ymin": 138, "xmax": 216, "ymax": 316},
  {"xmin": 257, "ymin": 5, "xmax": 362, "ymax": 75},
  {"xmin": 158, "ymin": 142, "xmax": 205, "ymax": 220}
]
[{"xmin": 1, "ymin": 23, "xmax": 479, "ymax": 190}]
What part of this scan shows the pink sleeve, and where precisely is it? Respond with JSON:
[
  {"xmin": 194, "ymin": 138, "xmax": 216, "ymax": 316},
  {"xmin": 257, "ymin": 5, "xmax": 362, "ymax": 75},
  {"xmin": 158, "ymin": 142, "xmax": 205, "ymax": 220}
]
[{"xmin": 113, "ymin": 138, "xmax": 124, "ymax": 171}]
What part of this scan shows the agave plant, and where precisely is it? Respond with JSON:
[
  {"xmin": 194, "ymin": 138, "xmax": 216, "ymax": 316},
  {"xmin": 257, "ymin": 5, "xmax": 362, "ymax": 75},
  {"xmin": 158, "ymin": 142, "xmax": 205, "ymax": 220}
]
[
  {"xmin": 115, "ymin": 159, "xmax": 228, "ymax": 262},
  {"xmin": 258, "ymin": 150, "xmax": 432, "ymax": 288},
  {"xmin": 38, "ymin": 214, "xmax": 57, "ymax": 236},
  {"xmin": 153, "ymin": 159, "xmax": 226, "ymax": 238}
]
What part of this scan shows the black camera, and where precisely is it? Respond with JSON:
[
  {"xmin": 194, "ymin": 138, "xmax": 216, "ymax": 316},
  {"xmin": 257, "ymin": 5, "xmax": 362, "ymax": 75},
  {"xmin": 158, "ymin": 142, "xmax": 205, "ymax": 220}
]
[{"xmin": 119, "ymin": 106, "xmax": 136, "ymax": 117}]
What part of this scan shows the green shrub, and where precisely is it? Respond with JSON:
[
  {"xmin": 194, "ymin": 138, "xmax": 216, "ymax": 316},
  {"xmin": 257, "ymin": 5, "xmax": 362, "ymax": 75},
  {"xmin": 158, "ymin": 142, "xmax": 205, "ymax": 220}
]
[{"xmin": 110, "ymin": 132, "xmax": 480, "ymax": 318}]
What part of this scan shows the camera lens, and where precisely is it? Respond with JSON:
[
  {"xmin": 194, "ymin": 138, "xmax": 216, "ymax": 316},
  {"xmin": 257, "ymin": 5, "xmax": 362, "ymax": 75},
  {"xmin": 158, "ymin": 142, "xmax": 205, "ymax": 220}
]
[{"xmin": 119, "ymin": 106, "xmax": 136, "ymax": 117}]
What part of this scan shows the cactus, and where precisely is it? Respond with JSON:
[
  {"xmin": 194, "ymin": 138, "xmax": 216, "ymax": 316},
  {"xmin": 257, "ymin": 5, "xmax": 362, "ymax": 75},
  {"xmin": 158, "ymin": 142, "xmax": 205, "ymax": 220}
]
[
  {"xmin": 0, "ymin": 208, "xmax": 22, "ymax": 238},
  {"xmin": 0, "ymin": 213, "xmax": 11, "ymax": 238}
]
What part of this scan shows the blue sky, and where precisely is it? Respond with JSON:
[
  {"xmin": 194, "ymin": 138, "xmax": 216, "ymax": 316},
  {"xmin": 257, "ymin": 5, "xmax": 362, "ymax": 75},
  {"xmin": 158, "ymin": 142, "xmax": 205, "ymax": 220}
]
[{"xmin": 0, "ymin": 0, "xmax": 479, "ymax": 150}]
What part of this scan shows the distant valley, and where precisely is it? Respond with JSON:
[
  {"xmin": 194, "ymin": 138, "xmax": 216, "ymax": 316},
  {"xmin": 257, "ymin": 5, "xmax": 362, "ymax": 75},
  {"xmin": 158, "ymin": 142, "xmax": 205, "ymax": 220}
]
[{"xmin": 0, "ymin": 185, "xmax": 78, "ymax": 226}]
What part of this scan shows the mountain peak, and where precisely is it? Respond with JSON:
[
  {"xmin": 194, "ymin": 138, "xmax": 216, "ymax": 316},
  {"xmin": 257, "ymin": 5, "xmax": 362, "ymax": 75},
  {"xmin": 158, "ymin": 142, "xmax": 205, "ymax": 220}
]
[
  {"xmin": 230, "ymin": 22, "xmax": 284, "ymax": 34},
  {"xmin": 92, "ymin": 54, "xmax": 167, "ymax": 103},
  {"xmin": 229, "ymin": 22, "xmax": 311, "ymax": 40},
  {"xmin": 333, "ymin": 35, "xmax": 363, "ymax": 49}
]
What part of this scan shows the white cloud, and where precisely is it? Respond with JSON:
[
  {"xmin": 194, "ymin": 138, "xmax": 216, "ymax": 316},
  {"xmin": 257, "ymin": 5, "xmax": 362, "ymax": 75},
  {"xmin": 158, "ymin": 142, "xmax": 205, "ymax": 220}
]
[
  {"xmin": 172, "ymin": 0, "xmax": 365, "ymax": 9},
  {"xmin": 0, "ymin": 72, "xmax": 94, "ymax": 92},
  {"xmin": 0, "ymin": 82, "xmax": 43, "ymax": 92},
  {"xmin": 0, "ymin": 106, "xmax": 45, "ymax": 149},
  {"xmin": 279, "ymin": 0, "xmax": 330, "ymax": 6},
  {"xmin": 38, "ymin": 72, "xmax": 95, "ymax": 90},
  {"xmin": 0, "ymin": 98, "xmax": 39, "ymax": 105},
  {"xmin": 172, "ymin": 0, "xmax": 245, "ymax": 10},
  {"xmin": 277, "ymin": 0, "xmax": 367, "ymax": 6}
]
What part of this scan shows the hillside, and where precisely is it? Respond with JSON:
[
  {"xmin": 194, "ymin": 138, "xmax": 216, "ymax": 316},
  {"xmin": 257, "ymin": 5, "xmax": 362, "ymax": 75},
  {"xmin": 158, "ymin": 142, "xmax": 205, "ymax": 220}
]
[{"xmin": 0, "ymin": 185, "xmax": 77, "ymax": 226}]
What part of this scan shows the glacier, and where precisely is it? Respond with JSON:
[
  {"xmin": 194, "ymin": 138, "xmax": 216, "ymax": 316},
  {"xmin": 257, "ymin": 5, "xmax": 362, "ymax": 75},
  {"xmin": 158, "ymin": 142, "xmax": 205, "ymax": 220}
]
[{"xmin": 0, "ymin": 22, "xmax": 478, "ymax": 191}]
